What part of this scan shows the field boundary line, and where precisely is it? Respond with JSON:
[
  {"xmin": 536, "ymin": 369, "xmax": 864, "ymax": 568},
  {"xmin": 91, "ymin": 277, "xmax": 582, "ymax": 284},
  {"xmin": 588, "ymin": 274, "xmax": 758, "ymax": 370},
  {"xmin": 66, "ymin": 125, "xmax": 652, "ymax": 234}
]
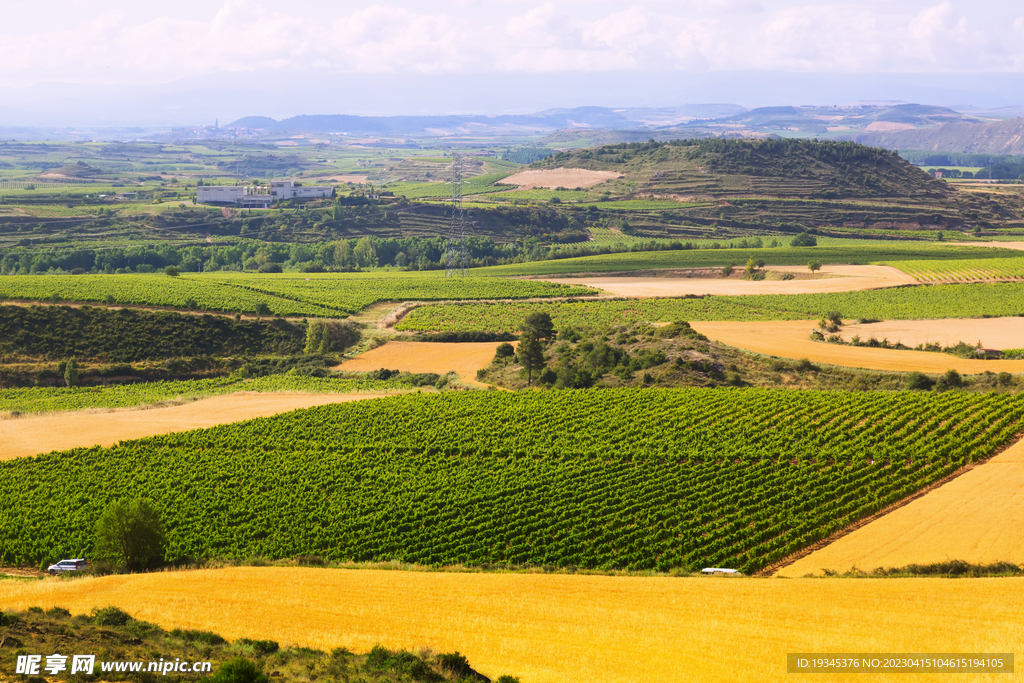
[{"xmin": 757, "ymin": 430, "xmax": 1024, "ymax": 577}]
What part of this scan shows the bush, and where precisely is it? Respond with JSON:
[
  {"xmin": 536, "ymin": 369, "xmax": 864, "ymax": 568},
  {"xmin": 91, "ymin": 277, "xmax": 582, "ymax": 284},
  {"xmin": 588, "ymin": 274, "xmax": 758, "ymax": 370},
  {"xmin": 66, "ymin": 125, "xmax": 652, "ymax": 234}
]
[
  {"xmin": 906, "ymin": 371, "xmax": 934, "ymax": 391},
  {"xmin": 237, "ymin": 639, "xmax": 279, "ymax": 655},
  {"xmin": 164, "ymin": 266, "xmax": 180, "ymax": 277},
  {"xmin": 171, "ymin": 628, "xmax": 227, "ymax": 646},
  {"xmin": 210, "ymin": 658, "xmax": 267, "ymax": 683},
  {"xmin": 91, "ymin": 606, "xmax": 133, "ymax": 626},
  {"xmin": 436, "ymin": 652, "xmax": 472, "ymax": 677},
  {"xmin": 304, "ymin": 320, "xmax": 361, "ymax": 354},
  {"xmin": 257, "ymin": 263, "xmax": 283, "ymax": 274}
]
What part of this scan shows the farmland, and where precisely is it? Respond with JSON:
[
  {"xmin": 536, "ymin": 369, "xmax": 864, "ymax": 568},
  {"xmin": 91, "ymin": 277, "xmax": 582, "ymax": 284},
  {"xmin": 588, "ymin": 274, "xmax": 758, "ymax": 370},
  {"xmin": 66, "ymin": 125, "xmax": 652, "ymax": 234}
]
[
  {"xmin": 0, "ymin": 374, "xmax": 407, "ymax": 415},
  {"xmin": 0, "ymin": 271, "xmax": 595, "ymax": 317},
  {"xmin": 4, "ymin": 569, "xmax": 1021, "ymax": 683},
  {"xmin": 395, "ymin": 282, "xmax": 1024, "ymax": 333},
  {"xmin": 2, "ymin": 389, "xmax": 1022, "ymax": 573},
  {"xmin": 887, "ymin": 256, "xmax": 1024, "ymax": 282}
]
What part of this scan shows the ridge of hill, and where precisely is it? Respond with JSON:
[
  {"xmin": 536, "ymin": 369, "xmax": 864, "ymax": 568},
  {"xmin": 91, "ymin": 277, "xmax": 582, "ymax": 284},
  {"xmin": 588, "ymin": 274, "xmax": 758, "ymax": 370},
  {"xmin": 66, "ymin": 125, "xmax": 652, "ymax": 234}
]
[
  {"xmin": 853, "ymin": 117, "xmax": 1024, "ymax": 155},
  {"xmin": 533, "ymin": 138, "xmax": 951, "ymax": 201}
]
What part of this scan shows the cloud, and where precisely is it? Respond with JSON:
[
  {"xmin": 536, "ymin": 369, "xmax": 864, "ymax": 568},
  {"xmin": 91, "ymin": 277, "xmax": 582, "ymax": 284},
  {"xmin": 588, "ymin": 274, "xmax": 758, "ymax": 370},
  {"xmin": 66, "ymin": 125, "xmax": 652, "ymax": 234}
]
[{"xmin": 0, "ymin": 0, "xmax": 1022, "ymax": 86}]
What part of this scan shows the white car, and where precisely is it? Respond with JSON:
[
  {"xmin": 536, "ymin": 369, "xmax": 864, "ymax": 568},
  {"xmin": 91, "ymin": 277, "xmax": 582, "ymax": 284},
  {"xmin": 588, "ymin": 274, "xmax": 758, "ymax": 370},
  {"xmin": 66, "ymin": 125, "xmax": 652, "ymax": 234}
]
[{"xmin": 47, "ymin": 559, "xmax": 88, "ymax": 575}]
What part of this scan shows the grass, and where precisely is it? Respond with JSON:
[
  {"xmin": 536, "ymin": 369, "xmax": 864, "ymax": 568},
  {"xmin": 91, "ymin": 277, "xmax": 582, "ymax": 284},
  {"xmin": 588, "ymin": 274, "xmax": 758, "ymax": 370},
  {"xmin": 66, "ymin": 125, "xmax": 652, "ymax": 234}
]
[{"xmin": 1, "ymin": 567, "xmax": 1021, "ymax": 683}]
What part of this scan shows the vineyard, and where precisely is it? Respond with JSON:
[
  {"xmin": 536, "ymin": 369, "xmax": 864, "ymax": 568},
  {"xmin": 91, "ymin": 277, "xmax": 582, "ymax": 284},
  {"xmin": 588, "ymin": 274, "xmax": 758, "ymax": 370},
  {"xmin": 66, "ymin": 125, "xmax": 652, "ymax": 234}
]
[
  {"xmin": 396, "ymin": 282, "xmax": 1024, "ymax": 332},
  {"xmin": 471, "ymin": 243, "xmax": 1021, "ymax": 277},
  {"xmin": 0, "ymin": 375, "xmax": 408, "ymax": 414},
  {"xmin": 0, "ymin": 272, "xmax": 595, "ymax": 317},
  {"xmin": 887, "ymin": 256, "xmax": 1024, "ymax": 283},
  {"xmin": 2, "ymin": 389, "xmax": 1022, "ymax": 573}
]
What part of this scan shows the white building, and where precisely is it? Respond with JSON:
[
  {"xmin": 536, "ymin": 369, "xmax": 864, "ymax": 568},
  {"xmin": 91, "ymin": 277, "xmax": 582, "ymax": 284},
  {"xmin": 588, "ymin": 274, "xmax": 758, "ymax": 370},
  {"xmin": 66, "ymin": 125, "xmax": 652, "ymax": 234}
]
[
  {"xmin": 270, "ymin": 180, "xmax": 333, "ymax": 201},
  {"xmin": 197, "ymin": 181, "xmax": 333, "ymax": 207}
]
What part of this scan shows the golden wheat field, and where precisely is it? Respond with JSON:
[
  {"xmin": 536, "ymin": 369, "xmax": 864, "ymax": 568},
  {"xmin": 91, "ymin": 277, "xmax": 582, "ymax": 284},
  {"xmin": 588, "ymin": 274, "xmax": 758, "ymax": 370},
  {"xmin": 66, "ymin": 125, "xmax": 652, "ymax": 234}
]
[
  {"xmin": 2, "ymin": 568, "xmax": 1022, "ymax": 683},
  {"xmin": 0, "ymin": 392, "xmax": 400, "ymax": 460},
  {"xmin": 779, "ymin": 439, "xmax": 1024, "ymax": 577},
  {"xmin": 498, "ymin": 167, "xmax": 621, "ymax": 189},
  {"xmin": 838, "ymin": 317, "xmax": 1024, "ymax": 350},
  {"xmin": 335, "ymin": 341, "xmax": 507, "ymax": 385},
  {"xmin": 690, "ymin": 320, "xmax": 1024, "ymax": 374}
]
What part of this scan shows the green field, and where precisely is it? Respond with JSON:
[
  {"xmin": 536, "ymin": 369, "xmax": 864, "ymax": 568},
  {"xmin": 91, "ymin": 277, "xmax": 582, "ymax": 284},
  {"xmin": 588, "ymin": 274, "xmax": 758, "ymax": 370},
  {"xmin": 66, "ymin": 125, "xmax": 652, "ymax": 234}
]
[
  {"xmin": 3, "ymin": 389, "xmax": 1020, "ymax": 573},
  {"xmin": 888, "ymin": 256, "xmax": 1024, "ymax": 282},
  {"xmin": 0, "ymin": 375, "xmax": 407, "ymax": 415},
  {"xmin": 0, "ymin": 272, "xmax": 596, "ymax": 317},
  {"xmin": 470, "ymin": 244, "xmax": 1022, "ymax": 277},
  {"xmin": 396, "ymin": 282, "xmax": 1024, "ymax": 332}
]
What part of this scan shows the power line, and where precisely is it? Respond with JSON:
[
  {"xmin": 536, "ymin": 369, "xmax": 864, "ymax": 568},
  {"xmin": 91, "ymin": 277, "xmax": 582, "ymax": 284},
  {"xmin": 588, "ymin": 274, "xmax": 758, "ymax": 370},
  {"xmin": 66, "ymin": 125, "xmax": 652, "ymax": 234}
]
[{"xmin": 445, "ymin": 152, "xmax": 467, "ymax": 277}]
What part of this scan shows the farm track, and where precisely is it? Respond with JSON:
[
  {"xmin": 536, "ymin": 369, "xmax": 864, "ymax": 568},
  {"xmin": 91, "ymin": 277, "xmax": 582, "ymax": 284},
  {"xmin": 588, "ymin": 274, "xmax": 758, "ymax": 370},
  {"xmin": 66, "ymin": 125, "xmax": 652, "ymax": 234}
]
[
  {"xmin": 776, "ymin": 436, "xmax": 1024, "ymax": 576},
  {"xmin": 690, "ymin": 320, "xmax": 1024, "ymax": 374},
  {"xmin": 0, "ymin": 391, "xmax": 403, "ymax": 460},
  {"xmin": 1, "ymin": 568, "xmax": 1021, "ymax": 683}
]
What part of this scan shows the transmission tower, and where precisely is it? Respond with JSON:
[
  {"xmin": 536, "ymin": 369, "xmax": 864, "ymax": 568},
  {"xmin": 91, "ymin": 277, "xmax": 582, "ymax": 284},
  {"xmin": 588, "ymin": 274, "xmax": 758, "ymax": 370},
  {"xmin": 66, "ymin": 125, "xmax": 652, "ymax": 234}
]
[{"xmin": 445, "ymin": 152, "xmax": 467, "ymax": 277}]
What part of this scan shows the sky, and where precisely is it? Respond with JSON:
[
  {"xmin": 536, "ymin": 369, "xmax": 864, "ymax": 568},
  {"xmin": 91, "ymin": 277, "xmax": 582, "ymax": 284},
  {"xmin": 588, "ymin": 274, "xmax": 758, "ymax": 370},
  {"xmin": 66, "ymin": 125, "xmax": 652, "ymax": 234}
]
[{"xmin": 1, "ymin": 1, "xmax": 1022, "ymax": 124}]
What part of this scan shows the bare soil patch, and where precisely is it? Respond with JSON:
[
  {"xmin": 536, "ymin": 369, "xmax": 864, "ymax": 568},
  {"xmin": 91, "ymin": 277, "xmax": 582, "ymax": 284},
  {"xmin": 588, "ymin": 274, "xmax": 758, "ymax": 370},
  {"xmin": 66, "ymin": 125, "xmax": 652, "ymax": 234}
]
[
  {"xmin": 321, "ymin": 174, "xmax": 369, "ymax": 184},
  {"xmin": 953, "ymin": 241, "xmax": 1024, "ymax": 251},
  {"xmin": 841, "ymin": 317, "xmax": 1024, "ymax": 350},
  {"xmin": 335, "ymin": 342, "xmax": 505, "ymax": 386},
  {"xmin": 864, "ymin": 121, "xmax": 917, "ymax": 132},
  {"xmin": 499, "ymin": 168, "xmax": 621, "ymax": 190},
  {"xmin": 690, "ymin": 319, "xmax": 1024, "ymax": 374},
  {"xmin": 539, "ymin": 265, "xmax": 914, "ymax": 298},
  {"xmin": 778, "ymin": 438, "xmax": 1024, "ymax": 576},
  {"xmin": 0, "ymin": 392, "xmax": 399, "ymax": 460}
]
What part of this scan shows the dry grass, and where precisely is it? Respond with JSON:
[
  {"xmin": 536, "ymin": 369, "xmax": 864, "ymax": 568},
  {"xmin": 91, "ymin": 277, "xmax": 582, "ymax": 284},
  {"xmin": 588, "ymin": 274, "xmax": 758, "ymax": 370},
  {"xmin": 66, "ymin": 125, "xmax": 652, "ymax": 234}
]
[
  {"xmin": 499, "ymin": 168, "xmax": 621, "ymax": 190},
  {"xmin": 1, "ymin": 568, "xmax": 1022, "ymax": 683},
  {"xmin": 0, "ymin": 392, "xmax": 399, "ymax": 460},
  {"xmin": 780, "ymin": 439, "xmax": 1024, "ymax": 577},
  {"xmin": 335, "ymin": 341, "xmax": 506, "ymax": 385},
  {"xmin": 840, "ymin": 317, "xmax": 1024, "ymax": 350},
  {"xmin": 540, "ymin": 265, "xmax": 914, "ymax": 298},
  {"xmin": 690, "ymin": 320, "xmax": 1024, "ymax": 374}
]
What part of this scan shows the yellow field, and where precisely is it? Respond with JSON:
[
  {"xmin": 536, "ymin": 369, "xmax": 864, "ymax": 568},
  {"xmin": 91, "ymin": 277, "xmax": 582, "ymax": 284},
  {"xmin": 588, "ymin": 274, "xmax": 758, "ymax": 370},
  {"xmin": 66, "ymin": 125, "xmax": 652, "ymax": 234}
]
[
  {"xmin": 780, "ymin": 439, "xmax": 1024, "ymax": 577},
  {"xmin": 335, "ymin": 341, "xmax": 507, "ymax": 385},
  {"xmin": 1, "ymin": 568, "xmax": 1021, "ymax": 683},
  {"xmin": 0, "ymin": 392, "xmax": 400, "ymax": 460},
  {"xmin": 690, "ymin": 320, "xmax": 1024, "ymax": 374}
]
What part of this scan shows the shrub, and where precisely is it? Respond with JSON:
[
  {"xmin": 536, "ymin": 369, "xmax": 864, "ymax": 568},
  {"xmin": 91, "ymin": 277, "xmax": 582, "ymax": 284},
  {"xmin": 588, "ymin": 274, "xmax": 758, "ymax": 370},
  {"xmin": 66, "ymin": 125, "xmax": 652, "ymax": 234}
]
[
  {"xmin": 209, "ymin": 658, "xmax": 267, "ymax": 683},
  {"xmin": 791, "ymin": 231, "xmax": 818, "ymax": 247},
  {"xmin": 304, "ymin": 320, "xmax": 361, "ymax": 354},
  {"xmin": 237, "ymin": 638, "xmax": 279, "ymax": 655},
  {"xmin": 906, "ymin": 371, "xmax": 934, "ymax": 391},
  {"xmin": 436, "ymin": 652, "xmax": 472, "ymax": 677},
  {"xmin": 164, "ymin": 266, "xmax": 180, "ymax": 277},
  {"xmin": 172, "ymin": 628, "xmax": 227, "ymax": 646},
  {"xmin": 91, "ymin": 606, "xmax": 132, "ymax": 626}
]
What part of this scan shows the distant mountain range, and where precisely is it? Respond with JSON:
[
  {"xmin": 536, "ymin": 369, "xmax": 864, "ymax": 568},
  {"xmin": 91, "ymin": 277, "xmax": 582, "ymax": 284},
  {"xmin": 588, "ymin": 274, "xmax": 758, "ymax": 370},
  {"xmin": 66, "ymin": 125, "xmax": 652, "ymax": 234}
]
[{"xmin": 851, "ymin": 117, "xmax": 1024, "ymax": 155}]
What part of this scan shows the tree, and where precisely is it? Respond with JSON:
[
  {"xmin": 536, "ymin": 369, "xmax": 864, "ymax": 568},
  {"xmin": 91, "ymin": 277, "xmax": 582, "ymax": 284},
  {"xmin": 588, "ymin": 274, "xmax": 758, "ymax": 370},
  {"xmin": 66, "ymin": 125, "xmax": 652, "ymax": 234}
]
[
  {"xmin": 64, "ymin": 357, "xmax": 79, "ymax": 388},
  {"xmin": 304, "ymin": 320, "xmax": 361, "ymax": 354},
  {"xmin": 94, "ymin": 499, "xmax": 166, "ymax": 571},
  {"xmin": 791, "ymin": 232, "xmax": 818, "ymax": 247},
  {"xmin": 353, "ymin": 236, "xmax": 377, "ymax": 268},
  {"xmin": 522, "ymin": 312, "xmax": 555, "ymax": 341},
  {"xmin": 164, "ymin": 265, "xmax": 180, "ymax": 276},
  {"xmin": 744, "ymin": 255, "xmax": 758, "ymax": 276},
  {"xmin": 516, "ymin": 333, "xmax": 545, "ymax": 387},
  {"xmin": 494, "ymin": 342, "xmax": 515, "ymax": 363},
  {"xmin": 808, "ymin": 262, "xmax": 822, "ymax": 273}
]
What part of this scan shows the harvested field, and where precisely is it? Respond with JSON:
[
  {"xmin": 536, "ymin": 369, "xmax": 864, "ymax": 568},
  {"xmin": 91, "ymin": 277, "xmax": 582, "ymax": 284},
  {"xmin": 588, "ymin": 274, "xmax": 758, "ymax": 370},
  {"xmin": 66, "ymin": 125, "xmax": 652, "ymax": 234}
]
[
  {"xmin": 840, "ymin": 317, "xmax": 1024, "ymax": 350},
  {"xmin": 689, "ymin": 320, "xmax": 1024, "ymax": 373},
  {"xmin": 321, "ymin": 174, "xmax": 369, "ymax": 183},
  {"xmin": 335, "ymin": 341, "xmax": 506, "ymax": 385},
  {"xmin": 0, "ymin": 392, "xmax": 399, "ymax": 460},
  {"xmin": 779, "ymin": 438, "xmax": 1024, "ymax": 577},
  {"xmin": 1, "ymin": 568, "xmax": 1020, "ymax": 683},
  {"xmin": 955, "ymin": 241, "xmax": 1024, "ymax": 251},
  {"xmin": 540, "ymin": 265, "xmax": 915, "ymax": 298},
  {"xmin": 864, "ymin": 121, "xmax": 917, "ymax": 132},
  {"xmin": 499, "ymin": 167, "xmax": 621, "ymax": 190}
]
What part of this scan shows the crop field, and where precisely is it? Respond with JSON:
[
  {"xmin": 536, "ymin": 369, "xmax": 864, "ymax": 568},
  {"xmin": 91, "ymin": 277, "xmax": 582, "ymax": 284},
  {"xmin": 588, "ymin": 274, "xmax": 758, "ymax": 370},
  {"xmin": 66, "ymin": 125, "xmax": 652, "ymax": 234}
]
[
  {"xmin": 0, "ymin": 375, "xmax": 407, "ymax": 415},
  {"xmin": 690, "ymin": 320, "xmax": 1024, "ymax": 374},
  {"xmin": 888, "ymin": 256, "xmax": 1024, "ymax": 282},
  {"xmin": 2, "ymin": 389, "xmax": 1022, "ymax": 572},
  {"xmin": 780, "ymin": 439, "xmax": 1024, "ymax": 577},
  {"xmin": 3, "ymin": 569, "xmax": 1021, "ymax": 683},
  {"xmin": 471, "ymin": 243, "xmax": 1022, "ymax": 277},
  {"xmin": 335, "ymin": 341, "xmax": 508, "ymax": 384},
  {"xmin": 396, "ymin": 282, "xmax": 1024, "ymax": 332},
  {"xmin": 0, "ymin": 272, "xmax": 595, "ymax": 317}
]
